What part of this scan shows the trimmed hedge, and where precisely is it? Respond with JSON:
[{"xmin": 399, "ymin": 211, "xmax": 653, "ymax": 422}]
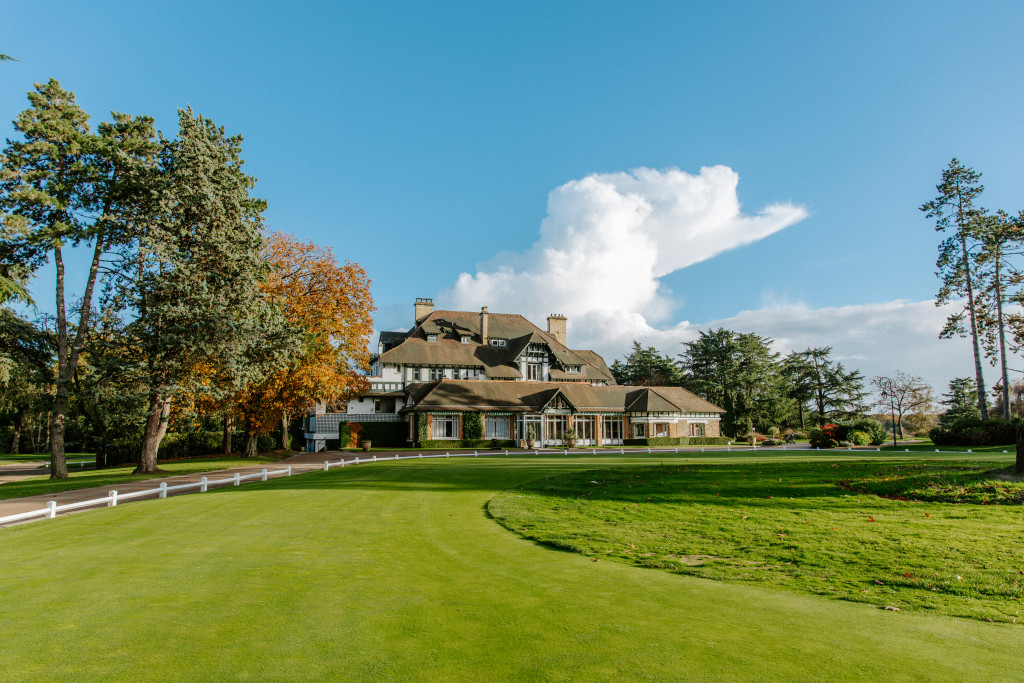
[
  {"xmin": 417, "ymin": 439, "xmax": 516, "ymax": 450},
  {"xmin": 930, "ymin": 416, "xmax": 1017, "ymax": 447},
  {"xmin": 623, "ymin": 437, "xmax": 731, "ymax": 447}
]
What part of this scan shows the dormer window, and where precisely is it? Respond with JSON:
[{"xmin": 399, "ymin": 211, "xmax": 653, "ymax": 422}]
[
  {"xmin": 461, "ymin": 335, "xmax": 471, "ymax": 344},
  {"xmin": 566, "ymin": 365, "xmax": 581, "ymax": 374},
  {"xmin": 490, "ymin": 338, "xmax": 507, "ymax": 347},
  {"xmin": 427, "ymin": 333, "xmax": 439, "ymax": 343}
]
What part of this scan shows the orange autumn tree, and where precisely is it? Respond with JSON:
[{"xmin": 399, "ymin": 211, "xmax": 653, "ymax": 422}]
[{"xmin": 234, "ymin": 232, "xmax": 374, "ymax": 456}]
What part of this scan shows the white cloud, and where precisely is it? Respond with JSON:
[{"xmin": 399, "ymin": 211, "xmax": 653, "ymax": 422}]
[
  {"xmin": 436, "ymin": 165, "xmax": 977, "ymax": 394},
  {"xmin": 445, "ymin": 165, "xmax": 807, "ymax": 325}
]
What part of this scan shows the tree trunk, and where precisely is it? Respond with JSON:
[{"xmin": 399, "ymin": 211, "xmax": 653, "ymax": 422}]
[
  {"xmin": 280, "ymin": 413, "xmax": 289, "ymax": 450},
  {"xmin": 994, "ymin": 257, "xmax": 1010, "ymax": 421},
  {"xmin": 136, "ymin": 394, "xmax": 172, "ymax": 474},
  {"xmin": 10, "ymin": 410, "xmax": 23, "ymax": 455},
  {"xmin": 243, "ymin": 432, "xmax": 258, "ymax": 459},
  {"xmin": 48, "ymin": 395, "xmax": 69, "ymax": 479},
  {"xmin": 1016, "ymin": 422, "xmax": 1024, "ymax": 475},
  {"xmin": 223, "ymin": 414, "xmax": 233, "ymax": 455},
  {"xmin": 960, "ymin": 234, "xmax": 989, "ymax": 420}
]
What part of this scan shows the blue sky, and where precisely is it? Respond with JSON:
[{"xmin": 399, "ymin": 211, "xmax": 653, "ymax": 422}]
[{"xmin": 3, "ymin": 1, "xmax": 1023, "ymax": 391}]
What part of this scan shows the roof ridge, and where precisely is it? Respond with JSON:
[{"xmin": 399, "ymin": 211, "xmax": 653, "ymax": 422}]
[{"xmin": 430, "ymin": 309, "xmax": 528, "ymax": 318}]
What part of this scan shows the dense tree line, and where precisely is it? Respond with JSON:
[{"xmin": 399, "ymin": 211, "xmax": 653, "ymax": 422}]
[
  {"xmin": 0, "ymin": 80, "xmax": 374, "ymax": 477},
  {"xmin": 611, "ymin": 332, "xmax": 871, "ymax": 438}
]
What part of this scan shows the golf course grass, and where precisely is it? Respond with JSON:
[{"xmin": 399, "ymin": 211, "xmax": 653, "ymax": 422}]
[
  {"xmin": 1, "ymin": 451, "xmax": 1022, "ymax": 681},
  {"xmin": 488, "ymin": 460, "xmax": 1024, "ymax": 623}
]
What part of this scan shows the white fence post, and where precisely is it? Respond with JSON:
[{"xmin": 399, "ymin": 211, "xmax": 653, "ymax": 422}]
[
  {"xmin": 233, "ymin": 473, "xmax": 241, "ymax": 486},
  {"xmin": 372, "ymin": 455, "xmax": 377, "ymax": 462},
  {"xmin": 200, "ymin": 476, "xmax": 208, "ymax": 493},
  {"xmin": 261, "ymin": 468, "xmax": 268, "ymax": 482},
  {"xmin": 159, "ymin": 482, "xmax": 168, "ymax": 499},
  {"xmin": 354, "ymin": 457, "xmax": 359, "ymax": 464},
  {"xmin": 47, "ymin": 500, "xmax": 56, "ymax": 519},
  {"xmin": 286, "ymin": 466, "xmax": 292, "ymax": 476},
  {"xmin": 109, "ymin": 491, "xmax": 118, "ymax": 507},
  {"xmin": 324, "ymin": 461, "xmax": 329, "ymax": 471}
]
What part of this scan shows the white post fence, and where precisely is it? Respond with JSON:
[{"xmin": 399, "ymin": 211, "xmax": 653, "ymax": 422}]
[{"xmin": 3, "ymin": 444, "xmax": 1006, "ymax": 528}]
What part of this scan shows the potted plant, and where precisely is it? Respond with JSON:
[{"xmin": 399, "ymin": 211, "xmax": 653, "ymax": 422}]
[
  {"xmin": 526, "ymin": 425, "xmax": 536, "ymax": 449},
  {"xmin": 565, "ymin": 429, "xmax": 578, "ymax": 448},
  {"xmin": 361, "ymin": 440, "xmax": 372, "ymax": 452},
  {"xmin": 747, "ymin": 431, "xmax": 757, "ymax": 447}
]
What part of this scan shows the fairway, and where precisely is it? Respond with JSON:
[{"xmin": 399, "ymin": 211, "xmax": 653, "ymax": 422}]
[{"xmin": 1, "ymin": 452, "xmax": 1022, "ymax": 681}]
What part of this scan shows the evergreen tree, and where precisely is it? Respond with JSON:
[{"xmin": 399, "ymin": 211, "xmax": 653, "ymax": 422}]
[
  {"xmin": 972, "ymin": 209, "xmax": 1024, "ymax": 420},
  {"xmin": 922, "ymin": 158, "xmax": 989, "ymax": 420},
  {"xmin": 938, "ymin": 377, "xmax": 981, "ymax": 427},
  {"xmin": 107, "ymin": 108, "xmax": 289, "ymax": 472},
  {"xmin": 611, "ymin": 341, "xmax": 680, "ymax": 386},
  {"xmin": 0, "ymin": 80, "xmax": 158, "ymax": 477},
  {"xmin": 680, "ymin": 329, "xmax": 793, "ymax": 437},
  {"xmin": 786, "ymin": 347, "xmax": 865, "ymax": 425}
]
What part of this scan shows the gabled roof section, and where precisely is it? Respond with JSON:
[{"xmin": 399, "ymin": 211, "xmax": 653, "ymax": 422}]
[
  {"xmin": 625, "ymin": 388, "xmax": 683, "ymax": 413},
  {"xmin": 404, "ymin": 380, "xmax": 725, "ymax": 414},
  {"xmin": 378, "ymin": 308, "xmax": 608, "ymax": 379},
  {"xmin": 539, "ymin": 387, "xmax": 577, "ymax": 412}
]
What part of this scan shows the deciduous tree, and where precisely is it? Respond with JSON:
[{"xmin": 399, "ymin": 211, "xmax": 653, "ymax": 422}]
[
  {"xmin": 871, "ymin": 371, "xmax": 933, "ymax": 442},
  {"xmin": 233, "ymin": 232, "xmax": 373, "ymax": 455}
]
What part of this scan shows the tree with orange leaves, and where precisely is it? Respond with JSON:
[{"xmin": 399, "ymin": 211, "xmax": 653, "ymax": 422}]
[{"xmin": 234, "ymin": 232, "xmax": 374, "ymax": 457}]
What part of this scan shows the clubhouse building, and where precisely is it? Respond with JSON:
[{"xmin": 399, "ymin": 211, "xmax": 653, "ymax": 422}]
[{"xmin": 303, "ymin": 298, "xmax": 723, "ymax": 451}]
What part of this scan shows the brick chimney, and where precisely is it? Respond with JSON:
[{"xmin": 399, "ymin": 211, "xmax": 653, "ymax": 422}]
[
  {"xmin": 480, "ymin": 306, "xmax": 489, "ymax": 345},
  {"xmin": 415, "ymin": 297, "xmax": 434, "ymax": 324},
  {"xmin": 547, "ymin": 314, "xmax": 567, "ymax": 346}
]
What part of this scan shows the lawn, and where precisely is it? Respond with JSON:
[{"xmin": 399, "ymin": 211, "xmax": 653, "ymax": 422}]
[
  {"xmin": 0, "ymin": 452, "xmax": 93, "ymax": 463},
  {"xmin": 489, "ymin": 459, "xmax": 1024, "ymax": 623},
  {"xmin": 0, "ymin": 455, "xmax": 283, "ymax": 501},
  {"xmin": 0, "ymin": 452, "xmax": 1021, "ymax": 681}
]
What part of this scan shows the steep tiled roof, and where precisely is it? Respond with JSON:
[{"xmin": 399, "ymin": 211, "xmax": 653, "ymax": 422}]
[{"xmin": 378, "ymin": 309, "xmax": 611, "ymax": 382}]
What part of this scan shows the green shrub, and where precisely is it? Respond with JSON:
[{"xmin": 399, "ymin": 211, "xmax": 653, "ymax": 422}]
[
  {"xmin": 809, "ymin": 424, "xmax": 841, "ymax": 448},
  {"xmin": 767, "ymin": 427, "xmax": 780, "ymax": 437},
  {"xmin": 463, "ymin": 412, "xmax": 483, "ymax": 440},
  {"xmin": 847, "ymin": 418, "xmax": 886, "ymax": 446},
  {"xmin": 849, "ymin": 430, "xmax": 871, "ymax": 446},
  {"xmin": 930, "ymin": 416, "xmax": 1017, "ymax": 447},
  {"xmin": 417, "ymin": 439, "xmax": 516, "ymax": 450},
  {"xmin": 624, "ymin": 437, "xmax": 687, "ymax": 447}
]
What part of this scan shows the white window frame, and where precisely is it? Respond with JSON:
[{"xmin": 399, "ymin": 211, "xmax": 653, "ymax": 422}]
[
  {"xmin": 527, "ymin": 363, "xmax": 542, "ymax": 380},
  {"xmin": 490, "ymin": 338, "xmax": 507, "ymax": 347},
  {"xmin": 689, "ymin": 423, "xmax": 705, "ymax": 437},
  {"xmin": 427, "ymin": 333, "xmax": 439, "ymax": 343},
  {"xmin": 461, "ymin": 335, "xmax": 471, "ymax": 344},
  {"xmin": 431, "ymin": 416, "xmax": 459, "ymax": 440},
  {"xmin": 485, "ymin": 416, "xmax": 510, "ymax": 439},
  {"xmin": 430, "ymin": 367, "xmax": 443, "ymax": 381}
]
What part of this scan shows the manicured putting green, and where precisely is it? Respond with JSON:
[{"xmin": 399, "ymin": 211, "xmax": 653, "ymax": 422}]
[{"xmin": 0, "ymin": 452, "xmax": 1021, "ymax": 681}]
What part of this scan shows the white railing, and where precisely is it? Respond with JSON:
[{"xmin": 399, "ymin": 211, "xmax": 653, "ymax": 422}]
[
  {"xmin": 0, "ymin": 466, "xmax": 292, "ymax": 526},
  {"xmin": 5, "ymin": 444, "xmax": 1007, "ymax": 527}
]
